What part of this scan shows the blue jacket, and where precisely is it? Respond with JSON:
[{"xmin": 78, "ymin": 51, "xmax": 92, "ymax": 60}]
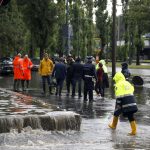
[{"xmin": 52, "ymin": 62, "xmax": 67, "ymax": 80}]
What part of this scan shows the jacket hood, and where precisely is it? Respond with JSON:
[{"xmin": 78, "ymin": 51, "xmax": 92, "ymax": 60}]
[
  {"xmin": 99, "ymin": 60, "xmax": 106, "ymax": 65},
  {"xmin": 113, "ymin": 72, "xmax": 125, "ymax": 83}
]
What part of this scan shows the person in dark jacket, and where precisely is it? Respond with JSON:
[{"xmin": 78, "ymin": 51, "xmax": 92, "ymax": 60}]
[
  {"xmin": 121, "ymin": 62, "xmax": 131, "ymax": 80},
  {"xmin": 108, "ymin": 72, "xmax": 138, "ymax": 136},
  {"xmin": 52, "ymin": 57, "xmax": 67, "ymax": 96},
  {"xmin": 71, "ymin": 57, "xmax": 84, "ymax": 98},
  {"xmin": 83, "ymin": 56, "xmax": 97, "ymax": 102},
  {"xmin": 66, "ymin": 56, "xmax": 74, "ymax": 96}
]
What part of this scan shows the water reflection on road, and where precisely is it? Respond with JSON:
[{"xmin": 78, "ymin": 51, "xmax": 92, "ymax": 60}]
[{"xmin": 0, "ymin": 70, "xmax": 150, "ymax": 149}]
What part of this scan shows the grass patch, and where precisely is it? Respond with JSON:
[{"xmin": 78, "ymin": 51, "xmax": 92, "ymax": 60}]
[{"xmin": 107, "ymin": 62, "xmax": 150, "ymax": 69}]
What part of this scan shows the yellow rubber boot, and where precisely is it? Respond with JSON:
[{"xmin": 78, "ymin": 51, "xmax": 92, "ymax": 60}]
[
  {"xmin": 128, "ymin": 121, "xmax": 137, "ymax": 135},
  {"xmin": 108, "ymin": 116, "xmax": 118, "ymax": 129}
]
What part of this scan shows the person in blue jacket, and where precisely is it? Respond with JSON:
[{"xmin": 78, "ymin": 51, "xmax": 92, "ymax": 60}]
[
  {"xmin": 121, "ymin": 62, "xmax": 131, "ymax": 80},
  {"xmin": 52, "ymin": 57, "xmax": 67, "ymax": 96}
]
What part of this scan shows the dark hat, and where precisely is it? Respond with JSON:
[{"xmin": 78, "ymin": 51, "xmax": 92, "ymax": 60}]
[
  {"xmin": 86, "ymin": 56, "xmax": 93, "ymax": 60},
  {"xmin": 121, "ymin": 62, "xmax": 128, "ymax": 67},
  {"xmin": 75, "ymin": 57, "xmax": 81, "ymax": 62},
  {"xmin": 86, "ymin": 56, "xmax": 93, "ymax": 63}
]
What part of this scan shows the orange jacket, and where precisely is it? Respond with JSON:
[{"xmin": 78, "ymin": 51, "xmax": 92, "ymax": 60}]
[
  {"xmin": 13, "ymin": 56, "xmax": 24, "ymax": 80},
  {"xmin": 22, "ymin": 58, "xmax": 33, "ymax": 80}
]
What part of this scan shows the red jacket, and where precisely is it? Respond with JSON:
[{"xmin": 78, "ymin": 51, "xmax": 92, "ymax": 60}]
[
  {"xmin": 13, "ymin": 56, "xmax": 24, "ymax": 80},
  {"xmin": 22, "ymin": 58, "xmax": 33, "ymax": 80},
  {"xmin": 97, "ymin": 67, "xmax": 104, "ymax": 82}
]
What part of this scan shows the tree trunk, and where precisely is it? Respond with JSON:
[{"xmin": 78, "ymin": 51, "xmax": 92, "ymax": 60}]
[
  {"xmin": 136, "ymin": 25, "xmax": 142, "ymax": 65},
  {"xmin": 136, "ymin": 46, "xmax": 140, "ymax": 65},
  {"xmin": 40, "ymin": 48, "xmax": 44, "ymax": 60}
]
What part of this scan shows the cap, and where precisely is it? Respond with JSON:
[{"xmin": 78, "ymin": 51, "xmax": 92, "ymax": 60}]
[
  {"xmin": 75, "ymin": 57, "xmax": 81, "ymax": 62},
  {"xmin": 86, "ymin": 56, "xmax": 93, "ymax": 60},
  {"xmin": 17, "ymin": 53, "xmax": 21, "ymax": 57}
]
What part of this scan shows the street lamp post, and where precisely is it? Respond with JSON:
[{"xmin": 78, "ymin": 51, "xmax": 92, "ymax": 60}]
[
  {"xmin": 112, "ymin": 0, "xmax": 116, "ymax": 77},
  {"xmin": 77, "ymin": 16, "xmax": 80, "ymax": 58},
  {"xmin": 65, "ymin": 0, "xmax": 70, "ymax": 56}
]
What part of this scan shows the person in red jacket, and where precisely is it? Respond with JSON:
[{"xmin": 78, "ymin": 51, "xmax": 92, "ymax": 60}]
[
  {"xmin": 22, "ymin": 54, "xmax": 33, "ymax": 90},
  {"xmin": 95, "ymin": 62, "xmax": 104, "ymax": 97},
  {"xmin": 13, "ymin": 53, "xmax": 24, "ymax": 91}
]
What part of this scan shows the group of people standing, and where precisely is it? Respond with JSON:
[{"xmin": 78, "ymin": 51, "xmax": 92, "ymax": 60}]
[
  {"xmin": 38, "ymin": 53, "xmax": 109, "ymax": 103},
  {"xmin": 13, "ymin": 53, "xmax": 33, "ymax": 91}
]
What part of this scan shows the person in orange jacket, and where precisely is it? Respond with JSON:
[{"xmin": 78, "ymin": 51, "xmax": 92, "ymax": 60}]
[
  {"xmin": 22, "ymin": 54, "xmax": 33, "ymax": 90},
  {"xmin": 13, "ymin": 53, "xmax": 24, "ymax": 91}
]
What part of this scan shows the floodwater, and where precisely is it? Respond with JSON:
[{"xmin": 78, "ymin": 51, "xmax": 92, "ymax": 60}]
[{"xmin": 0, "ymin": 69, "xmax": 150, "ymax": 150}]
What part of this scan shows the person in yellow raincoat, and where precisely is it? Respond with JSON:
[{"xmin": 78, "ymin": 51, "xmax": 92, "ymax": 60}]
[
  {"xmin": 39, "ymin": 53, "xmax": 54, "ymax": 95},
  {"xmin": 108, "ymin": 72, "xmax": 138, "ymax": 135}
]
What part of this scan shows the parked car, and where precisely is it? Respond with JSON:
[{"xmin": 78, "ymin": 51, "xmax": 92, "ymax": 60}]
[
  {"xmin": 31, "ymin": 58, "xmax": 40, "ymax": 71},
  {"xmin": 0, "ymin": 57, "xmax": 13, "ymax": 75}
]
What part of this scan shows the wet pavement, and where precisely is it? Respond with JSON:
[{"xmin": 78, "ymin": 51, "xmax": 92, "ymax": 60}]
[{"xmin": 0, "ymin": 69, "xmax": 150, "ymax": 149}]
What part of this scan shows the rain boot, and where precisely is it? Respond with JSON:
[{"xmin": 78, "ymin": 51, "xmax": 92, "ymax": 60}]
[
  {"xmin": 13, "ymin": 80, "xmax": 17, "ymax": 91},
  {"xmin": 128, "ymin": 121, "xmax": 137, "ymax": 135},
  {"xmin": 108, "ymin": 116, "xmax": 118, "ymax": 129},
  {"xmin": 26, "ymin": 80, "xmax": 29, "ymax": 89},
  {"xmin": 42, "ymin": 83, "xmax": 46, "ymax": 95},
  {"xmin": 16, "ymin": 80, "xmax": 20, "ymax": 91},
  {"xmin": 21, "ymin": 80, "xmax": 25, "ymax": 91}
]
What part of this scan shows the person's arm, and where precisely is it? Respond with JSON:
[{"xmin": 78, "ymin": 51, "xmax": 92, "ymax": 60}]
[
  {"xmin": 93, "ymin": 65, "xmax": 97, "ymax": 81},
  {"xmin": 28, "ymin": 59, "xmax": 33, "ymax": 69},
  {"xmin": 52, "ymin": 65, "xmax": 56, "ymax": 77}
]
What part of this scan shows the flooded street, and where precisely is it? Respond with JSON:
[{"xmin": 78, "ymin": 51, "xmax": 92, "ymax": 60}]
[{"xmin": 0, "ymin": 69, "xmax": 150, "ymax": 150}]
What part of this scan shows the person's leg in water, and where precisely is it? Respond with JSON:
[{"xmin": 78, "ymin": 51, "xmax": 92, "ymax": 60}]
[
  {"xmin": 127, "ymin": 113, "xmax": 137, "ymax": 135},
  {"xmin": 108, "ymin": 106, "xmax": 122, "ymax": 129},
  {"xmin": 26, "ymin": 80, "xmax": 29, "ymax": 89},
  {"xmin": 66, "ymin": 78, "xmax": 71, "ymax": 96},
  {"xmin": 13, "ymin": 79, "xmax": 18, "ymax": 91},
  {"xmin": 47, "ymin": 75, "xmax": 53, "ymax": 95},
  {"xmin": 42, "ymin": 76, "xmax": 46, "ymax": 94}
]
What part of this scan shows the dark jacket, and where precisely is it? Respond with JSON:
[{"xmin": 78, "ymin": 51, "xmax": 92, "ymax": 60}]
[
  {"xmin": 83, "ymin": 62, "xmax": 97, "ymax": 90},
  {"xmin": 116, "ymin": 96, "xmax": 138, "ymax": 116},
  {"xmin": 121, "ymin": 63, "xmax": 131, "ymax": 79},
  {"xmin": 72, "ymin": 62, "xmax": 83, "ymax": 79},
  {"xmin": 52, "ymin": 62, "xmax": 67, "ymax": 80},
  {"xmin": 66, "ymin": 62, "xmax": 74, "ymax": 80}
]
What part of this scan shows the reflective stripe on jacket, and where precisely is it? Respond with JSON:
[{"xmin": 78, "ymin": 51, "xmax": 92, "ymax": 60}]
[{"xmin": 116, "ymin": 96, "xmax": 138, "ymax": 114}]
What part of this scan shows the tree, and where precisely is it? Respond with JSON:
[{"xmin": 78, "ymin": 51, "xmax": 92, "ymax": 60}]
[
  {"xmin": 56, "ymin": 0, "xmax": 66, "ymax": 56},
  {"xmin": 122, "ymin": 0, "xmax": 129, "ymax": 61},
  {"xmin": 95, "ymin": 0, "xmax": 108, "ymax": 59},
  {"xmin": 0, "ymin": 0, "xmax": 11, "ymax": 6},
  {"xmin": 19, "ymin": 0, "xmax": 57, "ymax": 59},
  {"xmin": 0, "ymin": 0, "xmax": 26, "ymax": 57},
  {"xmin": 128, "ymin": 0, "xmax": 150, "ymax": 65}
]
